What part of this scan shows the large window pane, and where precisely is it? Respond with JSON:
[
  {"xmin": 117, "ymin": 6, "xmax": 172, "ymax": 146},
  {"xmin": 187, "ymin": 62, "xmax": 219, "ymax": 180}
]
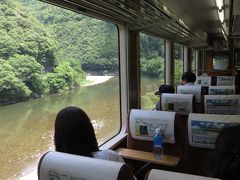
[
  {"xmin": 0, "ymin": 0, "xmax": 120, "ymax": 179},
  {"xmin": 174, "ymin": 43, "xmax": 183, "ymax": 86},
  {"xmin": 140, "ymin": 33, "xmax": 165, "ymax": 110}
]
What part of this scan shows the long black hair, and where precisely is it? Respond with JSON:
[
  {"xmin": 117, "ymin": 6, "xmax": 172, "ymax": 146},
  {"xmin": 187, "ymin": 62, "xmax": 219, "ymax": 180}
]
[
  {"xmin": 210, "ymin": 126, "xmax": 240, "ymax": 180},
  {"xmin": 54, "ymin": 106, "xmax": 99, "ymax": 157}
]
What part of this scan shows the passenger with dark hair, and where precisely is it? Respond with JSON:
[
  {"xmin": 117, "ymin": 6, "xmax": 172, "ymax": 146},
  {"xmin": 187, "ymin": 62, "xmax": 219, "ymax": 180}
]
[
  {"xmin": 182, "ymin": 71, "xmax": 196, "ymax": 85},
  {"xmin": 54, "ymin": 106, "xmax": 124, "ymax": 162},
  {"xmin": 210, "ymin": 126, "xmax": 240, "ymax": 180},
  {"xmin": 154, "ymin": 84, "xmax": 175, "ymax": 110}
]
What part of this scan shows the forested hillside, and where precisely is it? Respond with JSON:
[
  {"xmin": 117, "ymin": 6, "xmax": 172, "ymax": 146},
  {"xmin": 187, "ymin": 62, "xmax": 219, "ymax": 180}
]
[
  {"xmin": 0, "ymin": 0, "xmax": 58, "ymax": 102},
  {"xmin": 0, "ymin": 0, "xmax": 182, "ymax": 104},
  {"xmin": 0, "ymin": 0, "xmax": 115, "ymax": 103}
]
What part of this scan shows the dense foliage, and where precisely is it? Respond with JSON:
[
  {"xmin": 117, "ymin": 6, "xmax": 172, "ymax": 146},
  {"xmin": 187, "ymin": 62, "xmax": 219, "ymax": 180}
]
[
  {"xmin": 19, "ymin": 0, "xmax": 119, "ymax": 72},
  {"xmin": 0, "ymin": 0, "xmax": 183, "ymax": 104},
  {"xmin": 140, "ymin": 33, "xmax": 164, "ymax": 78},
  {"xmin": 140, "ymin": 33, "xmax": 183, "ymax": 80},
  {"xmin": 0, "ymin": 0, "xmax": 103, "ymax": 102}
]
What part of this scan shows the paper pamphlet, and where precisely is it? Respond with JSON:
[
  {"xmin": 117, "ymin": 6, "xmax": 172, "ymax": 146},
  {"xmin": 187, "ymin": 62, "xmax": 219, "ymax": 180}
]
[
  {"xmin": 204, "ymin": 95, "xmax": 240, "ymax": 115},
  {"xmin": 161, "ymin": 93, "xmax": 193, "ymax": 114},
  {"xmin": 129, "ymin": 109, "xmax": 176, "ymax": 144},
  {"xmin": 195, "ymin": 76, "xmax": 211, "ymax": 86},
  {"xmin": 188, "ymin": 113, "xmax": 240, "ymax": 149},
  {"xmin": 40, "ymin": 151, "xmax": 123, "ymax": 180},
  {"xmin": 209, "ymin": 86, "xmax": 235, "ymax": 95},
  {"xmin": 217, "ymin": 76, "xmax": 235, "ymax": 86},
  {"xmin": 177, "ymin": 85, "xmax": 202, "ymax": 103}
]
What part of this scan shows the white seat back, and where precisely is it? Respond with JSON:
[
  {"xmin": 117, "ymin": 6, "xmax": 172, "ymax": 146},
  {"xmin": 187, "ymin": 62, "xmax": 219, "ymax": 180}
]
[
  {"xmin": 188, "ymin": 113, "xmax": 240, "ymax": 149},
  {"xmin": 177, "ymin": 85, "xmax": 202, "ymax": 103},
  {"xmin": 129, "ymin": 109, "xmax": 176, "ymax": 144},
  {"xmin": 217, "ymin": 76, "xmax": 235, "ymax": 86},
  {"xmin": 195, "ymin": 76, "xmax": 211, "ymax": 86},
  {"xmin": 204, "ymin": 95, "xmax": 240, "ymax": 114},
  {"xmin": 38, "ymin": 151, "xmax": 134, "ymax": 180},
  {"xmin": 145, "ymin": 169, "xmax": 220, "ymax": 180},
  {"xmin": 161, "ymin": 93, "xmax": 194, "ymax": 114},
  {"xmin": 208, "ymin": 85, "xmax": 235, "ymax": 95}
]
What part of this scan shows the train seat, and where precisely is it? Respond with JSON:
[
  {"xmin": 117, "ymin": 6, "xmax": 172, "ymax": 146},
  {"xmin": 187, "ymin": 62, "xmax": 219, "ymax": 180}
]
[
  {"xmin": 161, "ymin": 93, "xmax": 195, "ymax": 114},
  {"xmin": 195, "ymin": 76, "xmax": 212, "ymax": 86},
  {"xmin": 181, "ymin": 113, "xmax": 240, "ymax": 176},
  {"xmin": 177, "ymin": 85, "xmax": 202, "ymax": 103},
  {"xmin": 204, "ymin": 94, "xmax": 240, "ymax": 114},
  {"xmin": 194, "ymin": 74, "xmax": 211, "ymax": 95},
  {"xmin": 208, "ymin": 85, "xmax": 236, "ymax": 95},
  {"xmin": 216, "ymin": 76, "xmax": 235, "ymax": 86},
  {"xmin": 177, "ymin": 85, "xmax": 203, "ymax": 113},
  {"xmin": 144, "ymin": 169, "xmax": 220, "ymax": 180},
  {"xmin": 38, "ymin": 151, "xmax": 134, "ymax": 180},
  {"xmin": 127, "ymin": 109, "xmax": 187, "ymax": 157}
]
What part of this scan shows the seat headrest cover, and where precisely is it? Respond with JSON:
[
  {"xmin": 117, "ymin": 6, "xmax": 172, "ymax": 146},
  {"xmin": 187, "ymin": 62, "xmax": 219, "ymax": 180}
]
[
  {"xmin": 130, "ymin": 109, "xmax": 176, "ymax": 144},
  {"xmin": 195, "ymin": 76, "xmax": 211, "ymax": 86},
  {"xmin": 177, "ymin": 85, "xmax": 202, "ymax": 103},
  {"xmin": 217, "ymin": 76, "xmax": 235, "ymax": 86},
  {"xmin": 188, "ymin": 113, "xmax": 240, "ymax": 149},
  {"xmin": 38, "ymin": 151, "xmax": 124, "ymax": 180},
  {"xmin": 161, "ymin": 93, "xmax": 193, "ymax": 114},
  {"xmin": 146, "ymin": 169, "xmax": 220, "ymax": 180},
  {"xmin": 209, "ymin": 86, "xmax": 235, "ymax": 95},
  {"xmin": 204, "ymin": 95, "xmax": 240, "ymax": 115}
]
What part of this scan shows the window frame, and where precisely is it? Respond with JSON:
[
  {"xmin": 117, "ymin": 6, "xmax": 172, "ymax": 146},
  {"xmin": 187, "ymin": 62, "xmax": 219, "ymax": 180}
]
[{"xmin": 100, "ymin": 24, "xmax": 128, "ymax": 149}]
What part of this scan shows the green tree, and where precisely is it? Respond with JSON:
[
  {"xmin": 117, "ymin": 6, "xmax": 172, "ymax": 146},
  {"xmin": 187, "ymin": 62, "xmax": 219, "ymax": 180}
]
[
  {"xmin": 19, "ymin": 0, "xmax": 119, "ymax": 72},
  {"xmin": 174, "ymin": 43, "xmax": 183, "ymax": 59},
  {"xmin": 62, "ymin": 58, "xmax": 86, "ymax": 80},
  {"xmin": 0, "ymin": 59, "xmax": 31, "ymax": 101},
  {"xmin": 0, "ymin": 0, "xmax": 57, "ymax": 70},
  {"xmin": 140, "ymin": 57, "xmax": 164, "ymax": 77},
  {"xmin": 140, "ymin": 33, "xmax": 164, "ymax": 59},
  {"xmin": 8, "ymin": 54, "xmax": 46, "ymax": 97},
  {"xmin": 46, "ymin": 72, "xmax": 68, "ymax": 93},
  {"xmin": 47, "ymin": 61, "xmax": 82, "ymax": 93},
  {"xmin": 174, "ymin": 59, "xmax": 183, "ymax": 86},
  {"xmin": 0, "ymin": 29, "xmax": 18, "ymax": 58},
  {"xmin": 140, "ymin": 33, "xmax": 165, "ymax": 78}
]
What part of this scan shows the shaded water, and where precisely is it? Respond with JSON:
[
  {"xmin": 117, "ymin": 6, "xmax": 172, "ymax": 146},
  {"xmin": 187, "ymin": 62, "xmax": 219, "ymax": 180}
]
[{"xmin": 0, "ymin": 76, "xmax": 159, "ymax": 179}]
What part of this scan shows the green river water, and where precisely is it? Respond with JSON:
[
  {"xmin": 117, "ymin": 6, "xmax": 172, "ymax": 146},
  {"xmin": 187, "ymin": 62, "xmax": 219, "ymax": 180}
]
[{"xmin": 0, "ymin": 76, "xmax": 160, "ymax": 179}]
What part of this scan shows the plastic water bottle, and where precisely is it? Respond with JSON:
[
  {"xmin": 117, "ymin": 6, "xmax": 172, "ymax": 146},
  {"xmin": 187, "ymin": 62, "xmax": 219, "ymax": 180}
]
[{"xmin": 153, "ymin": 128, "xmax": 163, "ymax": 160}]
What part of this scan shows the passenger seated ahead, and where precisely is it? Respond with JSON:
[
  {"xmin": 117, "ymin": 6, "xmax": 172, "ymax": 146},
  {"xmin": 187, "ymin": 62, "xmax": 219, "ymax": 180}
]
[
  {"xmin": 182, "ymin": 71, "xmax": 196, "ymax": 85},
  {"xmin": 210, "ymin": 126, "xmax": 240, "ymax": 180},
  {"xmin": 154, "ymin": 85, "xmax": 175, "ymax": 110},
  {"xmin": 54, "ymin": 106, "xmax": 124, "ymax": 162}
]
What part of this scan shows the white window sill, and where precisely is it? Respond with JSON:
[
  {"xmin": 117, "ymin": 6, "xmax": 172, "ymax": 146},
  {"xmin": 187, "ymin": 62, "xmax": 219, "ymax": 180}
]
[{"xmin": 99, "ymin": 133, "xmax": 127, "ymax": 150}]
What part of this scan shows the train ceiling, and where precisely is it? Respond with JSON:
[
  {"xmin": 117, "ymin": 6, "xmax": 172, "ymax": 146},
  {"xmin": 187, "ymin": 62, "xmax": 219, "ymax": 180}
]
[{"xmin": 42, "ymin": 0, "xmax": 238, "ymax": 49}]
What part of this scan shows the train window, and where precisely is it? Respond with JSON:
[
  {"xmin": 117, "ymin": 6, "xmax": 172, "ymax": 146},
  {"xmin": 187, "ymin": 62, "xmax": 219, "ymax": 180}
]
[
  {"xmin": 192, "ymin": 50, "xmax": 197, "ymax": 71},
  {"xmin": 174, "ymin": 43, "xmax": 184, "ymax": 86},
  {"xmin": 140, "ymin": 33, "xmax": 165, "ymax": 110},
  {"xmin": 213, "ymin": 53, "xmax": 229, "ymax": 70},
  {"xmin": 0, "ymin": 0, "xmax": 120, "ymax": 179}
]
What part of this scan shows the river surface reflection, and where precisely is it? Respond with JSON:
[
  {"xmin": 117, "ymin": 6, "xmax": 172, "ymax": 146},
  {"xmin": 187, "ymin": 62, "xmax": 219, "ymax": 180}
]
[{"xmin": 0, "ymin": 76, "xmax": 159, "ymax": 179}]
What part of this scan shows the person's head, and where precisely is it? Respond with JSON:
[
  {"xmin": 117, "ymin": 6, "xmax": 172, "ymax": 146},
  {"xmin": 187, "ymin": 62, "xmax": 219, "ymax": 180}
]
[
  {"xmin": 54, "ymin": 106, "xmax": 99, "ymax": 157},
  {"xmin": 182, "ymin": 71, "xmax": 196, "ymax": 85},
  {"xmin": 211, "ymin": 125, "xmax": 240, "ymax": 180},
  {"xmin": 155, "ymin": 85, "xmax": 175, "ymax": 96}
]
